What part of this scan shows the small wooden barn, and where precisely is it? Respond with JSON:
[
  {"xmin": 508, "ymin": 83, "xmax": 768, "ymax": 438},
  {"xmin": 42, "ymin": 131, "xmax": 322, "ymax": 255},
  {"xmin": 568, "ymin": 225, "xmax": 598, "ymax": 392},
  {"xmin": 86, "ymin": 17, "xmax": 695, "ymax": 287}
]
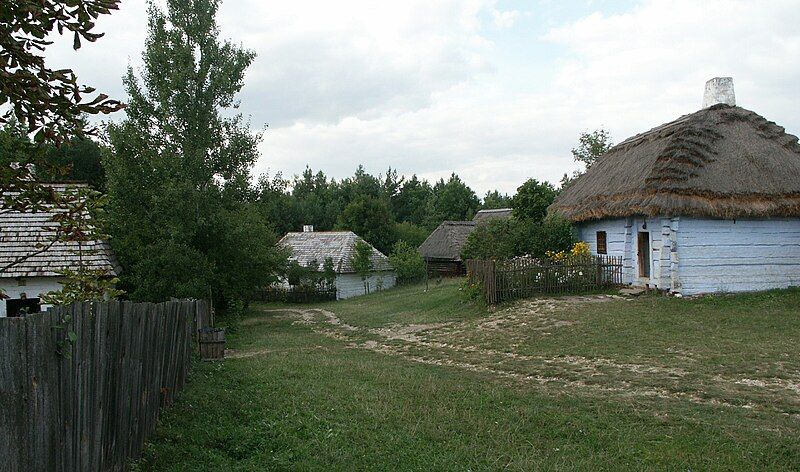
[
  {"xmin": 550, "ymin": 78, "xmax": 800, "ymax": 295},
  {"xmin": 279, "ymin": 230, "xmax": 396, "ymax": 299},
  {"xmin": 0, "ymin": 183, "xmax": 120, "ymax": 317},
  {"xmin": 418, "ymin": 221, "xmax": 477, "ymax": 276}
]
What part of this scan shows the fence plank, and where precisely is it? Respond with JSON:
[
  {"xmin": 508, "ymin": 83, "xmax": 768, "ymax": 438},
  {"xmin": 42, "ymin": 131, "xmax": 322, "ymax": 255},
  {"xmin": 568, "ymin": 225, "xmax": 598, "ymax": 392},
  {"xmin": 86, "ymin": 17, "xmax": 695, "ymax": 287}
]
[
  {"xmin": 0, "ymin": 317, "xmax": 28, "ymax": 472},
  {"xmin": 24, "ymin": 309, "xmax": 60, "ymax": 472}
]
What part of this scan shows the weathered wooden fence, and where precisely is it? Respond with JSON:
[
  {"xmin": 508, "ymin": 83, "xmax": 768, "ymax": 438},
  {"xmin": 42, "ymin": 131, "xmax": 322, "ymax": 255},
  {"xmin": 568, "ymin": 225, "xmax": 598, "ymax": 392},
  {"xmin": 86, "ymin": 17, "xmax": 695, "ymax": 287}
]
[
  {"xmin": 466, "ymin": 255, "xmax": 624, "ymax": 305},
  {"xmin": 253, "ymin": 286, "xmax": 337, "ymax": 303},
  {"xmin": 0, "ymin": 299, "xmax": 211, "ymax": 472}
]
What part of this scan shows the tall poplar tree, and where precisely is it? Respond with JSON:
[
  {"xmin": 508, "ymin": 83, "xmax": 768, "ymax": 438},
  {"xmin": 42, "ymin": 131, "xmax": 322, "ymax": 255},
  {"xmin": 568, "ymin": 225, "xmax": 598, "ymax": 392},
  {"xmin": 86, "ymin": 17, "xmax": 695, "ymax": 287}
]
[{"xmin": 105, "ymin": 0, "xmax": 284, "ymax": 304}]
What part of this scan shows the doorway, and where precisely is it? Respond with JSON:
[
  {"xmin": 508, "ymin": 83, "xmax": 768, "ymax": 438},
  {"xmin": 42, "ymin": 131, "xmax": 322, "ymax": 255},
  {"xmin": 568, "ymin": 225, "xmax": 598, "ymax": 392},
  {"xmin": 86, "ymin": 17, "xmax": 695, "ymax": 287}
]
[{"xmin": 637, "ymin": 232, "xmax": 651, "ymax": 278}]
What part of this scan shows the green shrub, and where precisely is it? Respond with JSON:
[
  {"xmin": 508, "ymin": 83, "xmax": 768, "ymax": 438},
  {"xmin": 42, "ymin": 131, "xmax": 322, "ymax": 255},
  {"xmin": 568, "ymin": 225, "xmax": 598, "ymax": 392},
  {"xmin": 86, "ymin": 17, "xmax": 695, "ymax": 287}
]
[
  {"xmin": 394, "ymin": 221, "xmax": 429, "ymax": 248},
  {"xmin": 459, "ymin": 278, "xmax": 486, "ymax": 307},
  {"xmin": 389, "ymin": 241, "xmax": 426, "ymax": 284},
  {"xmin": 461, "ymin": 219, "xmax": 516, "ymax": 260},
  {"xmin": 461, "ymin": 215, "xmax": 576, "ymax": 261}
]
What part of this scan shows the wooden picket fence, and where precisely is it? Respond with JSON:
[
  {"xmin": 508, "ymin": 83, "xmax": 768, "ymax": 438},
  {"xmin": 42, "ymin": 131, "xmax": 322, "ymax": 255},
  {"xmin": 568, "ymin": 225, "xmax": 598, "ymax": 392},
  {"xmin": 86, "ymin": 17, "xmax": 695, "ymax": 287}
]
[
  {"xmin": 0, "ymin": 299, "xmax": 211, "ymax": 472},
  {"xmin": 466, "ymin": 255, "xmax": 624, "ymax": 305}
]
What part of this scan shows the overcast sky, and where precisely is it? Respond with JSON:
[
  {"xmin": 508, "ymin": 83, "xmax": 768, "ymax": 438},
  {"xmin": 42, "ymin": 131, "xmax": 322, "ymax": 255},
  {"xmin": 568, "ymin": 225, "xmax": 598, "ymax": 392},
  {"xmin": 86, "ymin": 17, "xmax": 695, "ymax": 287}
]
[{"xmin": 46, "ymin": 0, "xmax": 800, "ymax": 196}]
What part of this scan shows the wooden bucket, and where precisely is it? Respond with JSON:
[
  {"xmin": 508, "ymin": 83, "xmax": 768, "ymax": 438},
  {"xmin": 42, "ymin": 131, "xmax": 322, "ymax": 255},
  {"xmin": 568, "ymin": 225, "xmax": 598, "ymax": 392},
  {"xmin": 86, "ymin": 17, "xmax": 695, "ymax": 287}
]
[{"xmin": 198, "ymin": 327, "xmax": 225, "ymax": 361}]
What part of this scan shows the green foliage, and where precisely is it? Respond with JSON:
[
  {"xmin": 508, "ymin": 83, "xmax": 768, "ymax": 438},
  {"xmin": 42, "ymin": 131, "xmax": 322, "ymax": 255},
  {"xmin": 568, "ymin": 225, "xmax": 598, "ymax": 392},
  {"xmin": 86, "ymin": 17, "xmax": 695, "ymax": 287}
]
[
  {"xmin": 389, "ymin": 241, "xmax": 426, "ymax": 284},
  {"xmin": 220, "ymin": 298, "xmax": 246, "ymax": 334},
  {"xmin": 39, "ymin": 137, "xmax": 108, "ymax": 190},
  {"xmin": 322, "ymin": 257, "xmax": 336, "ymax": 289},
  {"xmin": 459, "ymin": 278, "xmax": 486, "ymax": 307},
  {"xmin": 461, "ymin": 218, "xmax": 517, "ymax": 260},
  {"xmin": 571, "ymin": 128, "xmax": 613, "ymax": 168},
  {"xmin": 338, "ymin": 196, "xmax": 396, "ymax": 254},
  {"xmin": 393, "ymin": 174, "xmax": 433, "ymax": 226},
  {"xmin": 394, "ymin": 221, "xmax": 429, "ymax": 248},
  {"xmin": 511, "ymin": 179, "xmax": 557, "ymax": 222},
  {"xmin": 350, "ymin": 239, "xmax": 374, "ymax": 293},
  {"xmin": 105, "ymin": 0, "xmax": 283, "ymax": 307},
  {"xmin": 562, "ymin": 128, "xmax": 613, "ymax": 189},
  {"xmin": 482, "ymin": 190, "xmax": 512, "ymax": 210},
  {"xmin": 461, "ymin": 215, "xmax": 575, "ymax": 261},
  {"xmin": 0, "ymin": 0, "xmax": 124, "ymax": 143},
  {"xmin": 425, "ymin": 173, "xmax": 480, "ymax": 229}
]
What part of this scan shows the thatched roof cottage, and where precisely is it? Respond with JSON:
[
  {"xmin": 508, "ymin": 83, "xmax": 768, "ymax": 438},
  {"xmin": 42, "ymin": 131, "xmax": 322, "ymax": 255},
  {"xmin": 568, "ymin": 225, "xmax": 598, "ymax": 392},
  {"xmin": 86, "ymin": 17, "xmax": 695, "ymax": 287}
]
[
  {"xmin": 550, "ymin": 78, "xmax": 800, "ymax": 295},
  {"xmin": 418, "ymin": 221, "xmax": 477, "ymax": 276},
  {"xmin": 279, "ymin": 229, "xmax": 395, "ymax": 299}
]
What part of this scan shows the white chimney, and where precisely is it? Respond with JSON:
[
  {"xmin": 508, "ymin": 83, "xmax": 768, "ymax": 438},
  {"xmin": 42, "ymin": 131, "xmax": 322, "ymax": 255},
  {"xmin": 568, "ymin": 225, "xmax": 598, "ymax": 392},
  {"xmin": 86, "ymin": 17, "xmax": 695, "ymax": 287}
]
[
  {"xmin": 303, "ymin": 225, "xmax": 314, "ymax": 232},
  {"xmin": 702, "ymin": 77, "xmax": 735, "ymax": 108}
]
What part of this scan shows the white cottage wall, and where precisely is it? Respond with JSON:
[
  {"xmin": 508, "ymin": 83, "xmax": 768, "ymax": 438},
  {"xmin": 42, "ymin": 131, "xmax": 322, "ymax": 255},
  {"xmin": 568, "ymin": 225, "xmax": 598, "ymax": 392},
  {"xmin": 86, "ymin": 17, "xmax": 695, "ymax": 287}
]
[
  {"xmin": 676, "ymin": 218, "xmax": 800, "ymax": 295},
  {"xmin": 0, "ymin": 277, "xmax": 61, "ymax": 317},
  {"xmin": 335, "ymin": 271, "xmax": 397, "ymax": 299}
]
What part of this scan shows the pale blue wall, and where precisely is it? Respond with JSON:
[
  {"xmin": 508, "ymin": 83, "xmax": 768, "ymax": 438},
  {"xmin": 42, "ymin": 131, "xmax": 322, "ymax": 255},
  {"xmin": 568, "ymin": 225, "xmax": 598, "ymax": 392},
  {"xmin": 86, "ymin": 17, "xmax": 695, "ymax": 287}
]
[
  {"xmin": 676, "ymin": 218, "xmax": 800, "ymax": 295},
  {"xmin": 578, "ymin": 218, "xmax": 628, "ymax": 257},
  {"xmin": 579, "ymin": 217, "xmax": 800, "ymax": 295}
]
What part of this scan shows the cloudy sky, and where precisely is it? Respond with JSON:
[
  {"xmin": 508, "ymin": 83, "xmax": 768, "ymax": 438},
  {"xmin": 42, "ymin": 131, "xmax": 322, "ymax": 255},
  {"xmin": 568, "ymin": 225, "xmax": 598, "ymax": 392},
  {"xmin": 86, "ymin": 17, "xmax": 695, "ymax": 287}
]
[{"xmin": 47, "ymin": 0, "xmax": 800, "ymax": 196}]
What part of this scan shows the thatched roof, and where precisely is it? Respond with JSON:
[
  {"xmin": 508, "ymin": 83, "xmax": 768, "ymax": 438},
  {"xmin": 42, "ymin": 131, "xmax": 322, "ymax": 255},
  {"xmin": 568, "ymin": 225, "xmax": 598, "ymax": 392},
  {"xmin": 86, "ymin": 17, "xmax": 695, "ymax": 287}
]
[
  {"xmin": 418, "ymin": 221, "xmax": 477, "ymax": 261},
  {"xmin": 473, "ymin": 208, "xmax": 513, "ymax": 223},
  {"xmin": 279, "ymin": 231, "xmax": 392, "ymax": 274},
  {"xmin": 550, "ymin": 104, "xmax": 800, "ymax": 222},
  {"xmin": 0, "ymin": 183, "xmax": 121, "ymax": 278}
]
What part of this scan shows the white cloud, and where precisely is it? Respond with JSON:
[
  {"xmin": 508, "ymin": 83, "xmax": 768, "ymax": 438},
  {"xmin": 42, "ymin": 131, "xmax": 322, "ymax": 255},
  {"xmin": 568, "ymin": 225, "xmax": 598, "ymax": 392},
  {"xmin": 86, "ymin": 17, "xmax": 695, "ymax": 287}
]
[
  {"xmin": 492, "ymin": 9, "xmax": 520, "ymax": 28},
  {"xmin": 37, "ymin": 0, "xmax": 800, "ymax": 197},
  {"xmin": 257, "ymin": 0, "xmax": 800, "ymax": 195}
]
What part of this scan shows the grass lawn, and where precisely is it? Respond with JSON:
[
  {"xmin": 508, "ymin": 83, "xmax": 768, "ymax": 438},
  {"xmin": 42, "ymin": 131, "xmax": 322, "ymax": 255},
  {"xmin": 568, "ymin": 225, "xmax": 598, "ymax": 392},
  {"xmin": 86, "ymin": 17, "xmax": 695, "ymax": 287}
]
[{"xmin": 134, "ymin": 280, "xmax": 800, "ymax": 471}]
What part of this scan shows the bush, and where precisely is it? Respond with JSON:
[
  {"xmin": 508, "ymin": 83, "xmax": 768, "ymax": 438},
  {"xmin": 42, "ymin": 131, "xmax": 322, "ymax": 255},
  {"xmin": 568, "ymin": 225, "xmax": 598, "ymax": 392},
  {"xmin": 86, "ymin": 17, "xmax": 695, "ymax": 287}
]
[
  {"xmin": 459, "ymin": 278, "xmax": 486, "ymax": 308},
  {"xmin": 513, "ymin": 215, "xmax": 576, "ymax": 258},
  {"xmin": 394, "ymin": 221, "xmax": 429, "ymax": 248},
  {"xmin": 461, "ymin": 215, "xmax": 576, "ymax": 261},
  {"xmin": 461, "ymin": 219, "xmax": 516, "ymax": 260},
  {"xmin": 389, "ymin": 241, "xmax": 426, "ymax": 284}
]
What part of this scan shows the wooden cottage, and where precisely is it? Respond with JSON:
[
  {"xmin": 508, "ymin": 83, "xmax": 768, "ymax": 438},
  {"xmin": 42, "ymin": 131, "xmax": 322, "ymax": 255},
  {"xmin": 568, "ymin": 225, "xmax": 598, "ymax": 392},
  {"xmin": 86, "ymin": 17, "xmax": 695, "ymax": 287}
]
[
  {"xmin": 550, "ymin": 78, "xmax": 800, "ymax": 295},
  {"xmin": 279, "ymin": 230, "xmax": 395, "ymax": 299},
  {"xmin": 0, "ymin": 183, "xmax": 120, "ymax": 317},
  {"xmin": 418, "ymin": 221, "xmax": 477, "ymax": 276}
]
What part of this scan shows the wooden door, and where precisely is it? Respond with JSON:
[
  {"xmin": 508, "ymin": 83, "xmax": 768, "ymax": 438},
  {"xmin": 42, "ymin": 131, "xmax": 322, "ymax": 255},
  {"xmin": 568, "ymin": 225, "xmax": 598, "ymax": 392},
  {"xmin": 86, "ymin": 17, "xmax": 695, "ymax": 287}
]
[{"xmin": 637, "ymin": 231, "xmax": 650, "ymax": 278}]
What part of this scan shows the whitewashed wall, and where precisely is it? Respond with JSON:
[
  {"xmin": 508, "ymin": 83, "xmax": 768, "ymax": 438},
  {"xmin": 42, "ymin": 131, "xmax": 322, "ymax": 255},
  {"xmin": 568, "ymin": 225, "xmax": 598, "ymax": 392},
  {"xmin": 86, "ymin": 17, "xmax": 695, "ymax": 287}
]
[
  {"xmin": 0, "ymin": 277, "xmax": 61, "ymax": 317},
  {"xmin": 676, "ymin": 218, "xmax": 800, "ymax": 295},
  {"xmin": 335, "ymin": 271, "xmax": 396, "ymax": 299}
]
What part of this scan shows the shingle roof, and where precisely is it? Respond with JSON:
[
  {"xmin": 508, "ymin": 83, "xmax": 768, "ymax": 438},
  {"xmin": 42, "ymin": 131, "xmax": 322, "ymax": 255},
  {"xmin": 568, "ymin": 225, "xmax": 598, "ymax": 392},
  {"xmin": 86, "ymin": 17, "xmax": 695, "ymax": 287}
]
[
  {"xmin": 278, "ymin": 231, "xmax": 392, "ymax": 273},
  {"xmin": 418, "ymin": 221, "xmax": 477, "ymax": 261},
  {"xmin": 551, "ymin": 104, "xmax": 800, "ymax": 222},
  {"xmin": 473, "ymin": 208, "xmax": 513, "ymax": 223},
  {"xmin": 0, "ymin": 183, "xmax": 121, "ymax": 278}
]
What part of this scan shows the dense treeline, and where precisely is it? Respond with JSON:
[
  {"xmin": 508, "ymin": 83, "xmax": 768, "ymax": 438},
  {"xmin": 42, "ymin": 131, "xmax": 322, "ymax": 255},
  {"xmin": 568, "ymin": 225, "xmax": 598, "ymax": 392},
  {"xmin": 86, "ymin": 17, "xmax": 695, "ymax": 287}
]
[{"xmin": 256, "ymin": 166, "xmax": 490, "ymax": 254}]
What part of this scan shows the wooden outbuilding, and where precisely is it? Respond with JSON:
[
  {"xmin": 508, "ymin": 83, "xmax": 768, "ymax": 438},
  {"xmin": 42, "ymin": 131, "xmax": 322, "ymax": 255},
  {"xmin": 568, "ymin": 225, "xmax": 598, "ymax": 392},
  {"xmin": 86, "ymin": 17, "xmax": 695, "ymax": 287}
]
[{"xmin": 418, "ymin": 221, "xmax": 477, "ymax": 276}]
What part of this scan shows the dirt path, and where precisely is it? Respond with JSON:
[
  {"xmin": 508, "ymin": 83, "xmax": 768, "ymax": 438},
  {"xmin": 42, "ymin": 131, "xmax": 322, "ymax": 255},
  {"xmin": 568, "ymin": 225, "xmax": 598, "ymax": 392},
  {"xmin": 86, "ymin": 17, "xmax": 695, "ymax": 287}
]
[{"xmin": 248, "ymin": 298, "xmax": 798, "ymax": 414}]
